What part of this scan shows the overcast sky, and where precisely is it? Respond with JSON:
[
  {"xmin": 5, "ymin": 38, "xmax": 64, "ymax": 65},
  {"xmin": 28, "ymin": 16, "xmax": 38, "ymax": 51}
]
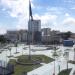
[{"xmin": 0, "ymin": 0, "xmax": 75, "ymax": 34}]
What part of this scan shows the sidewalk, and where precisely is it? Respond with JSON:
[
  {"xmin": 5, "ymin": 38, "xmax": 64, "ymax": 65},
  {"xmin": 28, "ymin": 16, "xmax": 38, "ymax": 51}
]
[
  {"xmin": 69, "ymin": 65, "xmax": 75, "ymax": 75},
  {"xmin": 28, "ymin": 60, "xmax": 74, "ymax": 75}
]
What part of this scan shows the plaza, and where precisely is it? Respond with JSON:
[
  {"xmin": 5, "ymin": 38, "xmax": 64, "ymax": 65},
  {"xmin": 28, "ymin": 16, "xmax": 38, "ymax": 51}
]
[{"xmin": 0, "ymin": 43, "xmax": 75, "ymax": 75}]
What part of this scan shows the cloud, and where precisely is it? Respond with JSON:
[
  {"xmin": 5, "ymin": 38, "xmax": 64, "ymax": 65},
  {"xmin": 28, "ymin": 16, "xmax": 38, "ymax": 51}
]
[
  {"xmin": 33, "ymin": 13, "xmax": 58, "ymax": 28},
  {"xmin": 0, "ymin": 0, "xmax": 34, "ymax": 30},
  {"xmin": 63, "ymin": 17, "xmax": 75, "ymax": 25},
  {"xmin": 71, "ymin": 7, "xmax": 75, "ymax": 10},
  {"xmin": 65, "ymin": 13, "xmax": 70, "ymax": 17},
  {"xmin": 1, "ymin": 0, "xmax": 29, "ymax": 17},
  {"xmin": 47, "ymin": 7, "xmax": 64, "ymax": 15},
  {"xmin": 56, "ymin": 17, "xmax": 75, "ymax": 32},
  {"xmin": 64, "ymin": 0, "xmax": 75, "ymax": 3},
  {"xmin": 0, "ymin": 25, "xmax": 6, "ymax": 34},
  {"xmin": 0, "ymin": 0, "xmax": 58, "ymax": 31}
]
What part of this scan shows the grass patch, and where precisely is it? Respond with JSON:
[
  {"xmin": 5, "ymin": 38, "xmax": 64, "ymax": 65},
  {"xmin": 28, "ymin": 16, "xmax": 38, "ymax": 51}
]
[
  {"xmin": 58, "ymin": 68, "xmax": 72, "ymax": 75},
  {"xmin": 12, "ymin": 64, "xmax": 41, "ymax": 75},
  {"xmin": 16, "ymin": 55, "xmax": 54, "ymax": 64},
  {"xmin": 9, "ymin": 55, "xmax": 54, "ymax": 75},
  {"xmin": 69, "ymin": 60, "xmax": 75, "ymax": 64}
]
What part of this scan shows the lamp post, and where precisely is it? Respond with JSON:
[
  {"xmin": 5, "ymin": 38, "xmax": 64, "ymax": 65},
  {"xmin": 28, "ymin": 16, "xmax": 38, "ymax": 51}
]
[
  {"xmin": 57, "ymin": 60, "xmax": 61, "ymax": 73},
  {"xmin": 63, "ymin": 51, "xmax": 69, "ymax": 70},
  {"xmin": 57, "ymin": 50, "xmax": 62, "ymax": 74},
  {"xmin": 7, "ymin": 47, "xmax": 13, "ymax": 58},
  {"xmin": 5, "ymin": 49, "xmax": 8, "ymax": 64},
  {"xmin": 22, "ymin": 48, "xmax": 24, "ymax": 55},
  {"xmin": 0, "ymin": 51, "xmax": 2, "ymax": 67},
  {"xmin": 14, "ymin": 42, "xmax": 19, "ymax": 54},
  {"xmin": 52, "ymin": 49, "xmax": 59, "ymax": 75},
  {"xmin": 74, "ymin": 48, "xmax": 75, "ymax": 61}
]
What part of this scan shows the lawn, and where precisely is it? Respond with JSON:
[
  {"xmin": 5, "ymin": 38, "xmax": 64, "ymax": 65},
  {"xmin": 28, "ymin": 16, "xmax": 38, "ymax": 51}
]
[
  {"xmin": 58, "ymin": 68, "xmax": 72, "ymax": 75},
  {"xmin": 9, "ymin": 55, "xmax": 54, "ymax": 75}
]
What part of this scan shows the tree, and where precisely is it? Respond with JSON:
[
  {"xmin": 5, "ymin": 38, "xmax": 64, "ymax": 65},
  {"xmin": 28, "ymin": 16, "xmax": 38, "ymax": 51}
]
[
  {"xmin": 61, "ymin": 31, "xmax": 72, "ymax": 40},
  {"xmin": 0, "ymin": 35, "xmax": 7, "ymax": 43}
]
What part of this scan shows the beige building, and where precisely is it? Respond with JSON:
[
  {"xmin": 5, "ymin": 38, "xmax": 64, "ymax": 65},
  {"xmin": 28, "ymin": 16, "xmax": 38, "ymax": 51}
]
[
  {"xmin": 5, "ymin": 31, "xmax": 18, "ymax": 42},
  {"xmin": 18, "ymin": 30, "xmax": 28, "ymax": 42},
  {"xmin": 41, "ymin": 28, "xmax": 61, "ymax": 44},
  {"xmin": 5, "ymin": 30, "xmax": 28, "ymax": 43}
]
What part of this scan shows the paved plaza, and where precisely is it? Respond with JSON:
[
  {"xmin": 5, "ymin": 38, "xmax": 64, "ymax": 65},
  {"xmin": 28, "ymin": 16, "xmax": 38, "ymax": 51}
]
[{"xmin": 0, "ymin": 44, "xmax": 75, "ymax": 75}]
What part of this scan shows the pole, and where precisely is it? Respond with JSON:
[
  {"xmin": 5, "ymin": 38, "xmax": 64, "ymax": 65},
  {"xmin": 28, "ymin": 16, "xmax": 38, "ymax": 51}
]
[
  {"xmin": 6, "ymin": 50, "xmax": 7, "ymax": 64},
  {"xmin": 58, "ymin": 60, "xmax": 60, "ymax": 73},
  {"xmin": 53, "ymin": 60, "xmax": 55, "ymax": 75},
  {"xmin": 74, "ymin": 48, "xmax": 75, "ymax": 61},
  {"xmin": 58, "ymin": 64, "xmax": 60, "ymax": 73},
  {"xmin": 67, "ymin": 61, "xmax": 68, "ymax": 70},
  {"xmin": 29, "ymin": 43, "xmax": 31, "ymax": 59},
  {"xmin": 10, "ymin": 49, "xmax": 11, "ymax": 56}
]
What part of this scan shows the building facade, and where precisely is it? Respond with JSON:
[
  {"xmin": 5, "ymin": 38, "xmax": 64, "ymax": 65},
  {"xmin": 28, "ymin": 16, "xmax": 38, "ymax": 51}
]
[
  {"xmin": 41, "ymin": 28, "xmax": 61, "ymax": 44},
  {"xmin": 5, "ymin": 30, "xmax": 28, "ymax": 43},
  {"xmin": 18, "ymin": 30, "xmax": 28, "ymax": 42},
  {"xmin": 5, "ymin": 31, "xmax": 18, "ymax": 42},
  {"xmin": 28, "ymin": 20, "xmax": 41, "ymax": 32},
  {"xmin": 28, "ymin": 20, "xmax": 41, "ymax": 44}
]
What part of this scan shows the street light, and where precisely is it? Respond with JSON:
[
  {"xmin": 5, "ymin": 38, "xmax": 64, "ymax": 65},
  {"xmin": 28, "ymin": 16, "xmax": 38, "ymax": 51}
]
[
  {"xmin": 57, "ymin": 60, "xmax": 61, "ymax": 73},
  {"xmin": 7, "ymin": 47, "xmax": 13, "ymax": 58},
  {"xmin": 14, "ymin": 42, "xmax": 19, "ymax": 54},
  {"xmin": 63, "ymin": 51, "xmax": 69, "ymax": 70},
  {"xmin": 22, "ymin": 48, "xmax": 24, "ymax": 55},
  {"xmin": 74, "ymin": 48, "xmax": 75, "ymax": 61},
  {"xmin": 52, "ymin": 49, "xmax": 59, "ymax": 75},
  {"xmin": 5, "ymin": 49, "xmax": 8, "ymax": 64},
  {"xmin": 57, "ymin": 50, "xmax": 62, "ymax": 73},
  {"xmin": 0, "ymin": 51, "xmax": 2, "ymax": 67}
]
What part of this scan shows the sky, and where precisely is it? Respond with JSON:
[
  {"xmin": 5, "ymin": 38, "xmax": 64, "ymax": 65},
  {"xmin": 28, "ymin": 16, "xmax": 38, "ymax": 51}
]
[{"xmin": 0, "ymin": 0, "xmax": 75, "ymax": 34}]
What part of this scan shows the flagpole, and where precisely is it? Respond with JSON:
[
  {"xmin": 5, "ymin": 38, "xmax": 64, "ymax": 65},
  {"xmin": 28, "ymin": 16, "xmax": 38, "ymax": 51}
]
[{"xmin": 29, "ymin": 0, "xmax": 31, "ymax": 60}]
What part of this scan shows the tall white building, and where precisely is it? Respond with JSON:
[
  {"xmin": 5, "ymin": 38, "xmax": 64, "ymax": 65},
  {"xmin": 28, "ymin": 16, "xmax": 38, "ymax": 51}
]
[
  {"xmin": 28, "ymin": 20, "xmax": 41, "ymax": 43},
  {"xmin": 28, "ymin": 20, "xmax": 41, "ymax": 32}
]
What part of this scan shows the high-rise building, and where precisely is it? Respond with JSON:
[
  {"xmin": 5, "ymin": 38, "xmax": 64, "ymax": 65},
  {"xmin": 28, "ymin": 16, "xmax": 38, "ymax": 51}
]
[
  {"xmin": 28, "ymin": 20, "xmax": 41, "ymax": 44},
  {"xmin": 28, "ymin": 20, "xmax": 41, "ymax": 32}
]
